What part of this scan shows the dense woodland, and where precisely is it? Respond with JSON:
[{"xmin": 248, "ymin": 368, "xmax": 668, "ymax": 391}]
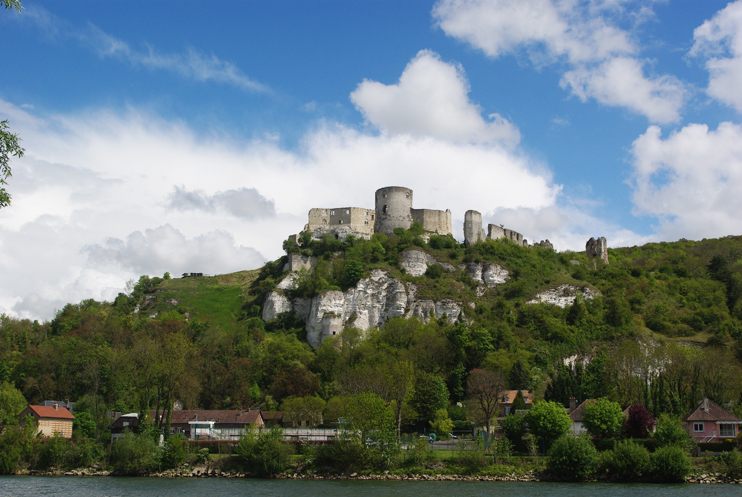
[{"xmin": 2, "ymin": 227, "xmax": 742, "ymax": 449}]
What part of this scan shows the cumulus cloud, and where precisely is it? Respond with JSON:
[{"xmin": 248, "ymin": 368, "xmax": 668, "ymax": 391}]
[
  {"xmin": 350, "ymin": 50, "xmax": 520, "ymax": 146},
  {"xmin": 432, "ymin": 0, "xmax": 687, "ymax": 123},
  {"xmin": 85, "ymin": 225, "xmax": 266, "ymax": 277},
  {"xmin": 691, "ymin": 0, "xmax": 742, "ymax": 112},
  {"xmin": 630, "ymin": 122, "xmax": 742, "ymax": 240},
  {"xmin": 166, "ymin": 186, "xmax": 276, "ymax": 219}
]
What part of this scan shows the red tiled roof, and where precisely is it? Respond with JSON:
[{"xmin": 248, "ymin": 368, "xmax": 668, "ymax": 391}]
[
  {"xmin": 683, "ymin": 399, "xmax": 741, "ymax": 423},
  {"xmin": 569, "ymin": 399, "xmax": 595, "ymax": 422},
  {"xmin": 498, "ymin": 390, "xmax": 535, "ymax": 405},
  {"xmin": 25, "ymin": 405, "xmax": 75, "ymax": 420},
  {"xmin": 149, "ymin": 409, "xmax": 263, "ymax": 425}
]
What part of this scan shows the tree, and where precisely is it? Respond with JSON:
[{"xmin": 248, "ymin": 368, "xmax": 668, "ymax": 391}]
[
  {"xmin": 345, "ymin": 392, "xmax": 394, "ymax": 440},
  {"xmin": 429, "ymin": 408, "xmax": 454, "ymax": 437},
  {"xmin": 279, "ymin": 396, "xmax": 326, "ymax": 428},
  {"xmin": 654, "ymin": 414, "xmax": 694, "ymax": 449},
  {"xmin": 235, "ymin": 427, "xmax": 294, "ymax": 476},
  {"xmin": 624, "ymin": 404, "xmax": 655, "ymax": 438},
  {"xmin": 466, "ymin": 369, "xmax": 504, "ymax": 437},
  {"xmin": 0, "ymin": 382, "xmax": 26, "ymax": 426},
  {"xmin": 410, "ymin": 373, "xmax": 449, "ymax": 426},
  {"xmin": 525, "ymin": 400, "xmax": 572, "ymax": 450},
  {"xmin": 582, "ymin": 398, "xmax": 625, "ymax": 439},
  {"xmin": 511, "ymin": 389, "xmax": 528, "ymax": 412},
  {"xmin": 508, "ymin": 360, "xmax": 531, "ymax": 390}
]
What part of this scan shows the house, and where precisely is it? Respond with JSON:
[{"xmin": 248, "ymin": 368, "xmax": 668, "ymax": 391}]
[
  {"xmin": 152, "ymin": 410, "xmax": 264, "ymax": 440},
  {"xmin": 109, "ymin": 409, "xmax": 265, "ymax": 442},
  {"xmin": 18, "ymin": 403, "xmax": 75, "ymax": 439},
  {"xmin": 39, "ymin": 399, "xmax": 75, "ymax": 414},
  {"xmin": 498, "ymin": 390, "xmax": 535, "ymax": 415},
  {"xmin": 683, "ymin": 397, "xmax": 742, "ymax": 442},
  {"xmin": 110, "ymin": 413, "xmax": 139, "ymax": 443},
  {"xmin": 568, "ymin": 398, "xmax": 595, "ymax": 435}
]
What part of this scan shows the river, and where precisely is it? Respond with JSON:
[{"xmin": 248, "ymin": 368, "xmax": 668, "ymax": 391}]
[{"xmin": 1, "ymin": 477, "xmax": 740, "ymax": 497}]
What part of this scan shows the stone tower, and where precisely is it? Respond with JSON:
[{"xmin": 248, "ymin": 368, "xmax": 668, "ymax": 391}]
[
  {"xmin": 375, "ymin": 186, "xmax": 414, "ymax": 234},
  {"xmin": 586, "ymin": 237, "xmax": 609, "ymax": 264},
  {"xmin": 464, "ymin": 210, "xmax": 486, "ymax": 245}
]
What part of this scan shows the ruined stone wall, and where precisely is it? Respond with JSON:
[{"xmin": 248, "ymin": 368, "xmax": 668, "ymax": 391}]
[
  {"xmin": 306, "ymin": 207, "xmax": 374, "ymax": 241},
  {"xmin": 375, "ymin": 186, "xmax": 414, "ymax": 234},
  {"xmin": 487, "ymin": 224, "xmax": 526, "ymax": 247},
  {"xmin": 412, "ymin": 208, "xmax": 452, "ymax": 235},
  {"xmin": 464, "ymin": 210, "xmax": 486, "ymax": 245}
]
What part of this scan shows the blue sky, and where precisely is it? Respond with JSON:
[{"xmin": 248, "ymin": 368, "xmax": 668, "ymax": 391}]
[{"xmin": 2, "ymin": 0, "xmax": 742, "ymax": 320}]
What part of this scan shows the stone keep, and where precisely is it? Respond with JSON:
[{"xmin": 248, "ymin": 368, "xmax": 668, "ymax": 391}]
[
  {"xmin": 374, "ymin": 186, "xmax": 414, "ymax": 234},
  {"xmin": 464, "ymin": 210, "xmax": 486, "ymax": 245},
  {"xmin": 586, "ymin": 237, "xmax": 609, "ymax": 264}
]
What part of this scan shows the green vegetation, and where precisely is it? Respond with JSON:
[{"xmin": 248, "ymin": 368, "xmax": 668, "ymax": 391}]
[
  {"xmin": 547, "ymin": 435, "xmax": 598, "ymax": 481},
  {"xmin": 2, "ymin": 231, "xmax": 742, "ymax": 479}
]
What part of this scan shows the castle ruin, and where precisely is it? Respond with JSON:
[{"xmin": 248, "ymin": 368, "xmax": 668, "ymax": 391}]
[
  {"xmin": 463, "ymin": 209, "xmax": 529, "ymax": 247},
  {"xmin": 301, "ymin": 186, "xmax": 452, "ymax": 241},
  {"xmin": 586, "ymin": 237, "xmax": 609, "ymax": 264}
]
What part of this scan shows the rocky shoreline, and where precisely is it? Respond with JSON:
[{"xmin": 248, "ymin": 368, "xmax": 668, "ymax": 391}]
[{"xmin": 12, "ymin": 467, "xmax": 742, "ymax": 484}]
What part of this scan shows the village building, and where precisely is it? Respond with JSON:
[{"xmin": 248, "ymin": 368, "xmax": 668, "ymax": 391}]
[
  {"xmin": 18, "ymin": 403, "xmax": 75, "ymax": 439},
  {"xmin": 498, "ymin": 390, "xmax": 535, "ymax": 416},
  {"xmin": 567, "ymin": 398, "xmax": 595, "ymax": 436},
  {"xmin": 682, "ymin": 397, "xmax": 741, "ymax": 442}
]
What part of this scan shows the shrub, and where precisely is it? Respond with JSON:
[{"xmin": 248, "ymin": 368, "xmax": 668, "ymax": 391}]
[
  {"xmin": 547, "ymin": 435, "xmax": 598, "ymax": 481},
  {"xmin": 425, "ymin": 264, "xmax": 445, "ymax": 279},
  {"xmin": 110, "ymin": 432, "xmax": 158, "ymax": 475},
  {"xmin": 650, "ymin": 445, "xmax": 692, "ymax": 482},
  {"xmin": 720, "ymin": 450, "xmax": 742, "ymax": 478},
  {"xmin": 500, "ymin": 413, "xmax": 527, "ymax": 453},
  {"xmin": 37, "ymin": 435, "xmax": 69, "ymax": 470},
  {"xmin": 607, "ymin": 440, "xmax": 650, "ymax": 480},
  {"xmin": 160, "ymin": 435, "xmax": 187, "ymax": 469},
  {"xmin": 314, "ymin": 435, "xmax": 369, "ymax": 473},
  {"xmin": 525, "ymin": 401, "xmax": 572, "ymax": 450},
  {"xmin": 654, "ymin": 414, "xmax": 693, "ymax": 450},
  {"xmin": 235, "ymin": 427, "xmax": 294, "ymax": 476}
]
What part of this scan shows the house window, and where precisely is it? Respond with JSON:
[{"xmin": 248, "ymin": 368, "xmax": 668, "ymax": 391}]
[
  {"xmin": 330, "ymin": 210, "xmax": 335, "ymax": 215},
  {"xmin": 504, "ymin": 407, "xmax": 511, "ymax": 415},
  {"xmin": 339, "ymin": 220, "xmax": 343, "ymax": 224},
  {"xmin": 364, "ymin": 221, "xmax": 368, "ymax": 224},
  {"xmin": 345, "ymin": 209, "xmax": 350, "ymax": 214},
  {"xmin": 720, "ymin": 424, "xmax": 736, "ymax": 437},
  {"xmin": 693, "ymin": 422, "xmax": 704, "ymax": 432},
  {"xmin": 123, "ymin": 421, "xmax": 129, "ymax": 427}
]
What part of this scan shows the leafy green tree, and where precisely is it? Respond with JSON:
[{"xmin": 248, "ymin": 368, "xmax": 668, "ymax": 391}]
[
  {"xmin": 279, "ymin": 395, "xmax": 326, "ymax": 427},
  {"xmin": 582, "ymin": 398, "xmax": 625, "ymax": 439},
  {"xmin": 429, "ymin": 408, "xmax": 454, "ymax": 437},
  {"xmin": 654, "ymin": 414, "xmax": 694, "ymax": 449},
  {"xmin": 544, "ymin": 364, "xmax": 578, "ymax": 407},
  {"xmin": 410, "ymin": 373, "xmax": 449, "ymax": 426},
  {"xmin": 500, "ymin": 413, "xmax": 527, "ymax": 452},
  {"xmin": 525, "ymin": 401, "xmax": 572, "ymax": 450},
  {"xmin": 511, "ymin": 389, "xmax": 528, "ymax": 412},
  {"xmin": 0, "ymin": 420, "xmax": 35, "ymax": 474},
  {"xmin": 508, "ymin": 360, "xmax": 531, "ymax": 390},
  {"xmin": 160, "ymin": 435, "xmax": 187, "ymax": 469},
  {"xmin": 345, "ymin": 392, "xmax": 394, "ymax": 440},
  {"xmin": 0, "ymin": 382, "xmax": 26, "ymax": 426},
  {"xmin": 547, "ymin": 435, "xmax": 598, "ymax": 481}
]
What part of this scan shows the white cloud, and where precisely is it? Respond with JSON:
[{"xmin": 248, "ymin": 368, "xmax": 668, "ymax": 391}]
[
  {"xmin": 21, "ymin": 6, "xmax": 270, "ymax": 94},
  {"xmin": 630, "ymin": 122, "xmax": 742, "ymax": 240},
  {"xmin": 350, "ymin": 50, "xmax": 520, "ymax": 146},
  {"xmin": 432, "ymin": 0, "xmax": 686, "ymax": 123},
  {"xmin": 84, "ymin": 225, "xmax": 266, "ymax": 277},
  {"xmin": 691, "ymin": 0, "xmax": 742, "ymax": 112},
  {"xmin": 165, "ymin": 186, "xmax": 277, "ymax": 220}
]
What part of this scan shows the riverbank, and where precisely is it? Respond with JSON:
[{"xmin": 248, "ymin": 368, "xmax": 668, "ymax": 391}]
[{"xmin": 12, "ymin": 466, "xmax": 742, "ymax": 484}]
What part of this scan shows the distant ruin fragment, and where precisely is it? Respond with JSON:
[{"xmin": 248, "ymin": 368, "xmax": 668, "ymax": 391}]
[{"xmin": 586, "ymin": 237, "xmax": 609, "ymax": 264}]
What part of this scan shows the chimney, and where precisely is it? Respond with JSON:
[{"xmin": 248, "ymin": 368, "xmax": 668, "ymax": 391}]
[
  {"xmin": 53, "ymin": 402, "xmax": 58, "ymax": 411},
  {"xmin": 569, "ymin": 397, "xmax": 576, "ymax": 411},
  {"xmin": 703, "ymin": 397, "xmax": 708, "ymax": 412}
]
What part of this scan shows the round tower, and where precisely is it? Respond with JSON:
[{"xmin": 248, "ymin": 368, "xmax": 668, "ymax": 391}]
[{"xmin": 374, "ymin": 186, "xmax": 413, "ymax": 234}]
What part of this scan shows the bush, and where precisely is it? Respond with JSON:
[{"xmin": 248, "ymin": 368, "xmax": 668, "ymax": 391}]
[
  {"xmin": 235, "ymin": 427, "xmax": 294, "ymax": 476},
  {"xmin": 583, "ymin": 398, "xmax": 625, "ymax": 439},
  {"xmin": 650, "ymin": 445, "xmax": 692, "ymax": 482},
  {"xmin": 425, "ymin": 264, "xmax": 445, "ymax": 279},
  {"xmin": 314, "ymin": 435, "xmax": 369, "ymax": 473},
  {"xmin": 720, "ymin": 450, "xmax": 742, "ymax": 478},
  {"xmin": 624, "ymin": 404, "xmax": 655, "ymax": 439},
  {"xmin": 110, "ymin": 432, "xmax": 158, "ymax": 475},
  {"xmin": 525, "ymin": 401, "xmax": 572, "ymax": 450},
  {"xmin": 37, "ymin": 435, "xmax": 69, "ymax": 470},
  {"xmin": 547, "ymin": 435, "xmax": 598, "ymax": 481},
  {"xmin": 607, "ymin": 440, "xmax": 650, "ymax": 480},
  {"xmin": 160, "ymin": 435, "xmax": 187, "ymax": 469},
  {"xmin": 500, "ymin": 413, "xmax": 527, "ymax": 453},
  {"xmin": 654, "ymin": 414, "xmax": 693, "ymax": 450}
]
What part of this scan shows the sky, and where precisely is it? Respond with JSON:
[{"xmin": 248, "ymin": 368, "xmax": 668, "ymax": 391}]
[{"xmin": 2, "ymin": 0, "xmax": 742, "ymax": 321}]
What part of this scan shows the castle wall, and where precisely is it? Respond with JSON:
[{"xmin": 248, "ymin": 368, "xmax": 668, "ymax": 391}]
[
  {"xmin": 586, "ymin": 236, "xmax": 609, "ymax": 264},
  {"xmin": 375, "ymin": 186, "xmax": 414, "ymax": 234},
  {"xmin": 412, "ymin": 208, "xmax": 452, "ymax": 235},
  {"xmin": 487, "ymin": 224, "xmax": 526, "ymax": 247}
]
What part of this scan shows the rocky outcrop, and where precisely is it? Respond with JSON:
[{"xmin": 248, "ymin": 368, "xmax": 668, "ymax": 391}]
[
  {"xmin": 400, "ymin": 249, "xmax": 456, "ymax": 276},
  {"xmin": 526, "ymin": 284, "xmax": 600, "ymax": 308},
  {"xmin": 459, "ymin": 262, "xmax": 509, "ymax": 287},
  {"xmin": 262, "ymin": 269, "xmax": 463, "ymax": 348}
]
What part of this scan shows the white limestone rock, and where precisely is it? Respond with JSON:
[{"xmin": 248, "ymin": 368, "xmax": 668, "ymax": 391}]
[
  {"xmin": 460, "ymin": 262, "xmax": 509, "ymax": 287},
  {"xmin": 526, "ymin": 284, "xmax": 600, "ymax": 308}
]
